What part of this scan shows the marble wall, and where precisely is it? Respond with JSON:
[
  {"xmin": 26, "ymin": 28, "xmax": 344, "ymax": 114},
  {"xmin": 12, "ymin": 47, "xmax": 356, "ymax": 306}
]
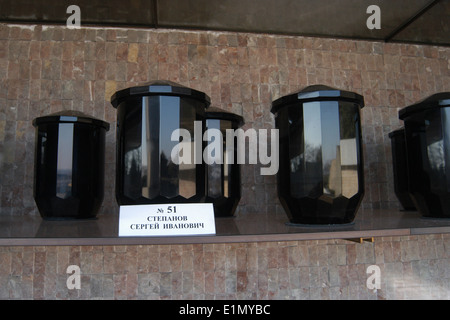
[
  {"xmin": 0, "ymin": 234, "xmax": 449, "ymax": 300},
  {"xmin": 1, "ymin": 23, "xmax": 449, "ymax": 217},
  {"xmin": 0, "ymin": 23, "xmax": 450, "ymax": 300}
]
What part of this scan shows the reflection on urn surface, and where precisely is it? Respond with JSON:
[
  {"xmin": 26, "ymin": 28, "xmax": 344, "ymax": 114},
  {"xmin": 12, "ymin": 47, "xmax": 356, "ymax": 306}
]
[
  {"xmin": 328, "ymin": 140, "xmax": 359, "ymax": 199},
  {"xmin": 32, "ymin": 111, "xmax": 109, "ymax": 220},
  {"xmin": 389, "ymin": 128, "xmax": 417, "ymax": 211},
  {"xmin": 272, "ymin": 85, "xmax": 365, "ymax": 225},
  {"xmin": 111, "ymin": 81, "xmax": 211, "ymax": 205},
  {"xmin": 205, "ymin": 107, "xmax": 244, "ymax": 217},
  {"xmin": 399, "ymin": 92, "xmax": 450, "ymax": 218}
]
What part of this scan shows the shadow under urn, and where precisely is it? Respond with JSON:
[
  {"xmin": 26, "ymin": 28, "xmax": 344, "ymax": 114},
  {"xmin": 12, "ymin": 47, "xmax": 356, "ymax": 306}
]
[{"xmin": 271, "ymin": 85, "xmax": 365, "ymax": 225}]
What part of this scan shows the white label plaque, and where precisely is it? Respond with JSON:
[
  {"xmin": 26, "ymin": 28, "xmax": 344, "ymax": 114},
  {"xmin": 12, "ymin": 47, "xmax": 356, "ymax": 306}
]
[{"xmin": 118, "ymin": 203, "xmax": 216, "ymax": 237}]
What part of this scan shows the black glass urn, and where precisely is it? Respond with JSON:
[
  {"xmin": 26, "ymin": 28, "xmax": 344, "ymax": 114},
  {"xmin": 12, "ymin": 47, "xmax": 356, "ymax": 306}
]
[
  {"xmin": 388, "ymin": 128, "xmax": 416, "ymax": 211},
  {"xmin": 399, "ymin": 92, "xmax": 450, "ymax": 218},
  {"xmin": 111, "ymin": 80, "xmax": 211, "ymax": 206},
  {"xmin": 205, "ymin": 107, "xmax": 244, "ymax": 217},
  {"xmin": 33, "ymin": 111, "xmax": 110, "ymax": 220},
  {"xmin": 271, "ymin": 85, "xmax": 365, "ymax": 225}
]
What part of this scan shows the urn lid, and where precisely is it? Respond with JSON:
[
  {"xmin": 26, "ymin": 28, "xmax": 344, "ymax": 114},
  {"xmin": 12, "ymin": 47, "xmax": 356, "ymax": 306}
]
[
  {"xmin": 271, "ymin": 85, "xmax": 365, "ymax": 114},
  {"xmin": 399, "ymin": 92, "xmax": 450, "ymax": 120},
  {"xmin": 388, "ymin": 127, "xmax": 405, "ymax": 139},
  {"xmin": 32, "ymin": 110, "xmax": 110, "ymax": 130},
  {"xmin": 205, "ymin": 107, "xmax": 244, "ymax": 127},
  {"xmin": 111, "ymin": 80, "xmax": 211, "ymax": 108}
]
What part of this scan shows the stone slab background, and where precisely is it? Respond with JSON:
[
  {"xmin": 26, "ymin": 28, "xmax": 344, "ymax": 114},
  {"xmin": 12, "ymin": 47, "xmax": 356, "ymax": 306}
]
[
  {"xmin": 0, "ymin": 23, "xmax": 449, "ymax": 300},
  {"xmin": 0, "ymin": 234, "xmax": 449, "ymax": 300},
  {"xmin": 0, "ymin": 24, "xmax": 449, "ymax": 217}
]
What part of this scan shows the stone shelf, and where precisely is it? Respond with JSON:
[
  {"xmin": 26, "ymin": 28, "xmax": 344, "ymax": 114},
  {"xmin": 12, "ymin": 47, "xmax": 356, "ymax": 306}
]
[{"xmin": 1, "ymin": 208, "xmax": 450, "ymax": 246}]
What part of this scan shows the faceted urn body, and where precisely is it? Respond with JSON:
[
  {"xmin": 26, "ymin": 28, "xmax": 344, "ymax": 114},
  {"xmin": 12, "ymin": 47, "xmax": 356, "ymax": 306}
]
[
  {"xmin": 388, "ymin": 128, "xmax": 416, "ymax": 211},
  {"xmin": 33, "ymin": 111, "xmax": 109, "ymax": 220},
  {"xmin": 271, "ymin": 85, "xmax": 365, "ymax": 224},
  {"xmin": 399, "ymin": 92, "xmax": 450, "ymax": 218},
  {"xmin": 111, "ymin": 81, "xmax": 211, "ymax": 205},
  {"xmin": 205, "ymin": 107, "xmax": 244, "ymax": 217}
]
